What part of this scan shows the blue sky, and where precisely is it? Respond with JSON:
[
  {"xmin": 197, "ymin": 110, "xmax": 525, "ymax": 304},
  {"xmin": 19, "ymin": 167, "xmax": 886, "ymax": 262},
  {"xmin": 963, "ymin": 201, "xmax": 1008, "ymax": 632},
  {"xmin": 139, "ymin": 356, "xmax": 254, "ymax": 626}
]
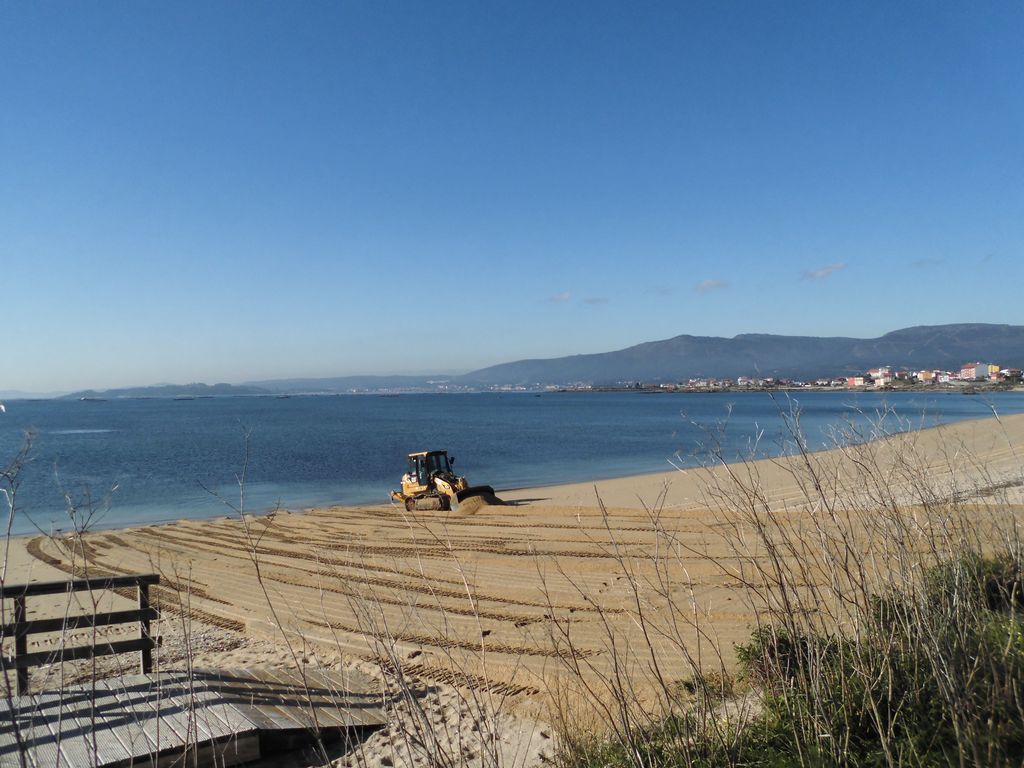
[{"xmin": 2, "ymin": 2, "xmax": 1022, "ymax": 392}]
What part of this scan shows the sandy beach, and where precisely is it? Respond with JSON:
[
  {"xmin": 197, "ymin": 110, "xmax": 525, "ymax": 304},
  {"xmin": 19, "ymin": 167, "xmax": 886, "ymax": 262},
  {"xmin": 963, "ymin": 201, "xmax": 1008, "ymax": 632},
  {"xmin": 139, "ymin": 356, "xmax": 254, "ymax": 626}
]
[{"xmin": 3, "ymin": 412, "xmax": 1023, "ymax": 767}]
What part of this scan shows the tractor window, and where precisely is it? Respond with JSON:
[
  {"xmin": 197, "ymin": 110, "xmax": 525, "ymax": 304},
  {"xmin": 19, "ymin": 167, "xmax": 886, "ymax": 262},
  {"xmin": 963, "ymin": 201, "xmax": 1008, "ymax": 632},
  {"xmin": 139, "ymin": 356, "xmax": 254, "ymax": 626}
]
[{"xmin": 425, "ymin": 453, "xmax": 450, "ymax": 476}]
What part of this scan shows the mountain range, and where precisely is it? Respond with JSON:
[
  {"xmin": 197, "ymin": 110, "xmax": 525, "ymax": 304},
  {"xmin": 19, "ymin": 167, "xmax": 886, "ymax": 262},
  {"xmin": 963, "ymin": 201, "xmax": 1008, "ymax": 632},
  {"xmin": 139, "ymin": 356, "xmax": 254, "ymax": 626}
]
[
  {"xmin": 253, "ymin": 323, "xmax": 1024, "ymax": 391},
  {"xmin": 51, "ymin": 324, "xmax": 1024, "ymax": 398},
  {"xmin": 456, "ymin": 323, "xmax": 1024, "ymax": 386},
  {"xmin": 63, "ymin": 382, "xmax": 272, "ymax": 400}
]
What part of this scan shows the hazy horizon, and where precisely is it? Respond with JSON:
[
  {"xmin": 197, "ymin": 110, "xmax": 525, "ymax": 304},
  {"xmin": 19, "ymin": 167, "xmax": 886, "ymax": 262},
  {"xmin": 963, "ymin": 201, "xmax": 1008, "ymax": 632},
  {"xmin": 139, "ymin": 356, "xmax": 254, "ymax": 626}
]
[
  {"xmin": 4, "ymin": 3, "xmax": 1022, "ymax": 392},
  {"xmin": 4, "ymin": 320, "xmax": 1021, "ymax": 397}
]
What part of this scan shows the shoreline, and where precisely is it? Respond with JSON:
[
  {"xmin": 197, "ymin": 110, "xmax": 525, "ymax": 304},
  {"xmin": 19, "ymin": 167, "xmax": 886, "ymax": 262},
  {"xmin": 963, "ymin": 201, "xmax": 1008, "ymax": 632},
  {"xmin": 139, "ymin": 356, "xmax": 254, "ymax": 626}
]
[
  {"xmin": 7, "ymin": 383, "xmax": 1024, "ymax": 401},
  {"xmin": 498, "ymin": 409, "xmax": 1024, "ymax": 509},
  {"xmin": 7, "ymin": 409, "xmax": 1024, "ymax": 541}
]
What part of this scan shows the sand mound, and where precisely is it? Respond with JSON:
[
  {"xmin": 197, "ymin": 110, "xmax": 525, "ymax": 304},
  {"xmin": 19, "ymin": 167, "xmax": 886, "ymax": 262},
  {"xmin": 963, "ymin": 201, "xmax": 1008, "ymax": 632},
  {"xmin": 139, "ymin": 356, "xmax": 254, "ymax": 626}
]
[{"xmin": 456, "ymin": 492, "xmax": 505, "ymax": 515}]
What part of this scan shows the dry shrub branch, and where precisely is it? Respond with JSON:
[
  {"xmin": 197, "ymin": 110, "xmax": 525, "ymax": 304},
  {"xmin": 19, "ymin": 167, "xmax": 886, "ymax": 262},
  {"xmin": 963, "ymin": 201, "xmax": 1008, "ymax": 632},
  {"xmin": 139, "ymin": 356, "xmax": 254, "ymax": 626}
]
[{"xmin": 550, "ymin": 405, "xmax": 1024, "ymax": 767}]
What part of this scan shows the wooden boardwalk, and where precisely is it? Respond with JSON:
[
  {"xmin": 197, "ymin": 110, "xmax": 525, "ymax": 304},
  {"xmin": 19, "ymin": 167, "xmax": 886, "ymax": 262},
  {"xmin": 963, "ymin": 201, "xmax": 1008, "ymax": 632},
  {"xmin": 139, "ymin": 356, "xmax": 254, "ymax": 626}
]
[{"xmin": 0, "ymin": 667, "xmax": 385, "ymax": 767}]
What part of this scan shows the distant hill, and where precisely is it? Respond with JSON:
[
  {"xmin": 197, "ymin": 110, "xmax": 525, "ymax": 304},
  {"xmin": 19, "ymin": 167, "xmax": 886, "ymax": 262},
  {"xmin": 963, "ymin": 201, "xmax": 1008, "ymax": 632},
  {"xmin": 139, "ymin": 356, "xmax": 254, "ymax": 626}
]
[
  {"xmin": 17, "ymin": 324, "xmax": 1023, "ymax": 400},
  {"xmin": 0, "ymin": 389, "xmax": 69, "ymax": 400},
  {"xmin": 233, "ymin": 323, "xmax": 1024, "ymax": 392},
  {"xmin": 455, "ymin": 324, "xmax": 1024, "ymax": 385},
  {"xmin": 64, "ymin": 382, "xmax": 272, "ymax": 399}
]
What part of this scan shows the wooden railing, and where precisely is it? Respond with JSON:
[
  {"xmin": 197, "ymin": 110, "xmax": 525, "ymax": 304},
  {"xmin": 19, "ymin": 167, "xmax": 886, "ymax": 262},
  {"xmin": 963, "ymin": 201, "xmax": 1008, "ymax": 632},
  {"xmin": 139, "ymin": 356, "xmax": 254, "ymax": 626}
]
[{"xmin": 1, "ymin": 574, "xmax": 160, "ymax": 696}]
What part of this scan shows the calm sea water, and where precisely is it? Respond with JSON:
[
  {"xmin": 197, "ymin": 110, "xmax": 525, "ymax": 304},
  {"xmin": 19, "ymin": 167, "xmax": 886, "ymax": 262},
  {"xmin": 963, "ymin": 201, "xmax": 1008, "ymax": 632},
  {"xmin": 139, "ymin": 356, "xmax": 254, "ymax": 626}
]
[{"xmin": 1, "ymin": 390, "xmax": 1022, "ymax": 535}]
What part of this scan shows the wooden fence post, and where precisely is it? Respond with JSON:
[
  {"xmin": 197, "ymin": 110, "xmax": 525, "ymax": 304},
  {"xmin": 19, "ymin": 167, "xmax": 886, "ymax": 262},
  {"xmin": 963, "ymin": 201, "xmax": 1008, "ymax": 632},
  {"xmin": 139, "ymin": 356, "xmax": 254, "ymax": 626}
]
[
  {"xmin": 14, "ymin": 594, "xmax": 28, "ymax": 696},
  {"xmin": 138, "ymin": 582, "xmax": 153, "ymax": 674},
  {"xmin": 3, "ymin": 574, "xmax": 160, "ymax": 689}
]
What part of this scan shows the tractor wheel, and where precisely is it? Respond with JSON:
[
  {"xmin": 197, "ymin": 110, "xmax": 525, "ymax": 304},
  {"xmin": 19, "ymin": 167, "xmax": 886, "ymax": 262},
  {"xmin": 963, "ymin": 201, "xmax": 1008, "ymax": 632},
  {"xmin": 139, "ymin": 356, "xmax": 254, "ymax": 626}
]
[{"xmin": 405, "ymin": 497, "xmax": 416, "ymax": 512}]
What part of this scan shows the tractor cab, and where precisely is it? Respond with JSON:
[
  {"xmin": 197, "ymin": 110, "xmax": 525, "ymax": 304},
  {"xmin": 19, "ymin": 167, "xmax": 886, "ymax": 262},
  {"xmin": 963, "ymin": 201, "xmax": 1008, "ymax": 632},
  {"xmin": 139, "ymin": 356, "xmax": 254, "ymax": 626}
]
[{"xmin": 407, "ymin": 450, "xmax": 454, "ymax": 487}]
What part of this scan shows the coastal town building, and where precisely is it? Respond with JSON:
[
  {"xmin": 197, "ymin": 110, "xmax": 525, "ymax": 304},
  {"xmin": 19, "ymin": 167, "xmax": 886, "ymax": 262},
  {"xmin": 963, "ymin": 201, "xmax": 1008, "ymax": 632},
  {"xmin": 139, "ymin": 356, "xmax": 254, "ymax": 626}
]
[
  {"xmin": 960, "ymin": 362, "xmax": 988, "ymax": 381},
  {"xmin": 592, "ymin": 357, "xmax": 1016, "ymax": 394},
  {"xmin": 864, "ymin": 366, "xmax": 893, "ymax": 387}
]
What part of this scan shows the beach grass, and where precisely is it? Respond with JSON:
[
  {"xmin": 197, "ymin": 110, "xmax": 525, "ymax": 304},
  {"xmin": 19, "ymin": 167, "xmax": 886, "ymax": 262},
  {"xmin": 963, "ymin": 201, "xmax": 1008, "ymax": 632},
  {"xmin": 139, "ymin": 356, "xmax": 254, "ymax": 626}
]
[{"xmin": 550, "ymin": 410, "xmax": 1024, "ymax": 768}]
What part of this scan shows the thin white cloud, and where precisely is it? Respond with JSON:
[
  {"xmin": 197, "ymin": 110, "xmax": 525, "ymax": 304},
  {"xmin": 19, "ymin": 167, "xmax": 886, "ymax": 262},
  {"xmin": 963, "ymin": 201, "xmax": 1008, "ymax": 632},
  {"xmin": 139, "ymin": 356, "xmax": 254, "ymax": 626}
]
[
  {"xmin": 911, "ymin": 257, "xmax": 943, "ymax": 269},
  {"xmin": 803, "ymin": 262, "xmax": 847, "ymax": 281},
  {"xmin": 548, "ymin": 291, "xmax": 572, "ymax": 303},
  {"xmin": 694, "ymin": 278, "xmax": 730, "ymax": 294},
  {"xmin": 644, "ymin": 286, "xmax": 673, "ymax": 297},
  {"xmin": 583, "ymin": 296, "xmax": 609, "ymax": 305}
]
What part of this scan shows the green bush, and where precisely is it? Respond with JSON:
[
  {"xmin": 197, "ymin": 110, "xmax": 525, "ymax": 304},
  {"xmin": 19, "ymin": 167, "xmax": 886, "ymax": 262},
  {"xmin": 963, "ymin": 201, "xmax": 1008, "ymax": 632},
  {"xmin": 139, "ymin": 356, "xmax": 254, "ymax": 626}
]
[
  {"xmin": 730, "ymin": 555, "xmax": 1024, "ymax": 767},
  {"xmin": 558, "ymin": 555, "xmax": 1024, "ymax": 768}
]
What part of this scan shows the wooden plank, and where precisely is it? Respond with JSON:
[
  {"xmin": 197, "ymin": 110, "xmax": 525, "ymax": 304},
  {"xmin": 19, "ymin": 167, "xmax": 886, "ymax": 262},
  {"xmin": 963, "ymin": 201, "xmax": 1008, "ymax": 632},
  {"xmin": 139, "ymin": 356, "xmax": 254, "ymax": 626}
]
[
  {"xmin": 101, "ymin": 673, "xmax": 206, "ymax": 760},
  {"xmin": 152, "ymin": 669, "xmax": 262, "ymax": 768},
  {"xmin": 152, "ymin": 672, "xmax": 232, "ymax": 748},
  {"xmin": 101, "ymin": 673, "xmax": 187, "ymax": 768},
  {"xmin": 202, "ymin": 681, "xmax": 290, "ymax": 733},
  {"xmin": 0, "ymin": 696, "xmax": 39, "ymax": 768},
  {"xmin": 297, "ymin": 668, "xmax": 386, "ymax": 728},
  {"xmin": 193, "ymin": 691, "xmax": 254, "ymax": 740},
  {"xmin": 198, "ymin": 667, "xmax": 386, "ymax": 731},
  {"xmin": 83, "ymin": 680, "xmax": 155, "ymax": 767},
  {"xmin": 198, "ymin": 669, "xmax": 311, "ymax": 732},
  {"xmin": 0, "ymin": 700, "xmax": 27, "ymax": 766},
  {"xmin": 0, "ymin": 667, "xmax": 382, "ymax": 768},
  {"xmin": 147, "ymin": 672, "xmax": 261, "ymax": 768},
  {"xmin": 32, "ymin": 687, "xmax": 122, "ymax": 768},
  {"xmin": 92, "ymin": 676, "xmax": 165, "ymax": 764},
  {"xmin": 36, "ymin": 680, "xmax": 149, "ymax": 768},
  {"xmin": 259, "ymin": 666, "xmax": 386, "ymax": 728},
  {"xmin": 303, "ymin": 671, "xmax": 356, "ymax": 728},
  {"xmin": 33, "ymin": 688, "xmax": 92, "ymax": 768},
  {"xmin": 54, "ymin": 684, "xmax": 135, "ymax": 767},
  {"xmin": 0, "ymin": 575, "xmax": 160, "ymax": 600},
  {"xmin": 13, "ymin": 637, "xmax": 160, "ymax": 669},
  {"xmin": 2, "ymin": 689, "xmax": 71, "ymax": 768},
  {"xmin": 1, "ymin": 608, "xmax": 159, "ymax": 637},
  {"xmin": 186, "ymin": 676, "xmax": 261, "ymax": 736},
  {"xmin": 234, "ymin": 668, "xmax": 319, "ymax": 730},
  {"xmin": 262, "ymin": 666, "xmax": 355, "ymax": 731}
]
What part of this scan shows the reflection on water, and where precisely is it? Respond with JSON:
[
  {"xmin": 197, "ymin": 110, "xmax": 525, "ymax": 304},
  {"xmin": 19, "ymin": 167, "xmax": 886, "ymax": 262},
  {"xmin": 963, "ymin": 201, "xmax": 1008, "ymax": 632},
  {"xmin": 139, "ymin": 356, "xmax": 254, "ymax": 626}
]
[{"xmin": 49, "ymin": 429, "xmax": 116, "ymax": 435}]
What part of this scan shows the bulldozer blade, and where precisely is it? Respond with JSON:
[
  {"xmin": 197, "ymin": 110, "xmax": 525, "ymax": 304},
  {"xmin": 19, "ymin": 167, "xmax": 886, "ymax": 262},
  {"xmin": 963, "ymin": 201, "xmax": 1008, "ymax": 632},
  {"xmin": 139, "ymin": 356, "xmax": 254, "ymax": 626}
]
[
  {"xmin": 455, "ymin": 485, "xmax": 496, "ymax": 503},
  {"xmin": 452, "ymin": 486, "xmax": 505, "ymax": 512}
]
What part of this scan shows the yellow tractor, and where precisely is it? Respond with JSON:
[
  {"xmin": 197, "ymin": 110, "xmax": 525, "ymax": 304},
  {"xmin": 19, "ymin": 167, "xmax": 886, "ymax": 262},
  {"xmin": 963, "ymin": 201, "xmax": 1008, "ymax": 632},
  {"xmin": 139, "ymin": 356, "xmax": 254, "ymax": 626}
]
[{"xmin": 390, "ymin": 450, "xmax": 498, "ymax": 511}]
